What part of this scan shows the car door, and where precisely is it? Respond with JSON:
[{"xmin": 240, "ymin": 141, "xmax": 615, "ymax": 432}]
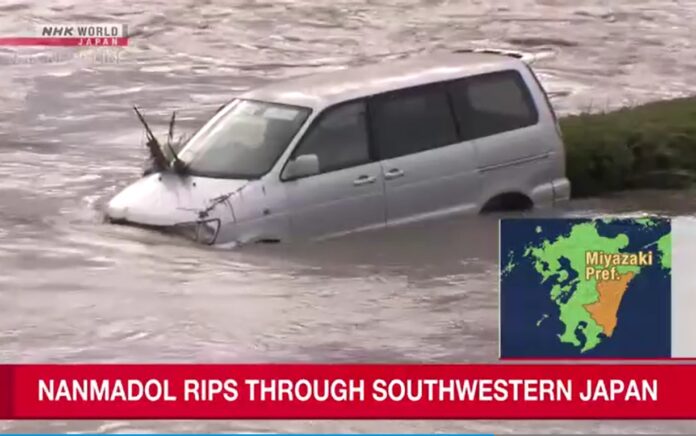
[
  {"xmin": 369, "ymin": 83, "xmax": 481, "ymax": 227},
  {"xmin": 281, "ymin": 100, "xmax": 386, "ymax": 240}
]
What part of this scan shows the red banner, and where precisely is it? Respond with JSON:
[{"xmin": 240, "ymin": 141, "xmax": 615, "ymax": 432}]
[
  {"xmin": 0, "ymin": 364, "xmax": 694, "ymax": 419},
  {"xmin": 0, "ymin": 37, "xmax": 128, "ymax": 46},
  {"xmin": 0, "ymin": 366, "xmax": 11, "ymax": 418}
]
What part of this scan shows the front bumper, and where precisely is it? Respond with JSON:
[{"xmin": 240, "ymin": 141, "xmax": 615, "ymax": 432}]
[
  {"xmin": 170, "ymin": 219, "xmax": 221, "ymax": 245},
  {"xmin": 106, "ymin": 172, "xmax": 245, "ymax": 245}
]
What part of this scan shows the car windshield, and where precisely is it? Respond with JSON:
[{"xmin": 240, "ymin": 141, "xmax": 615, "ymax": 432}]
[{"xmin": 178, "ymin": 99, "xmax": 311, "ymax": 179}]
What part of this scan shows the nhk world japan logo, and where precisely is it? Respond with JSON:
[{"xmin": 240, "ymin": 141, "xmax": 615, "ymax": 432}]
[{"xmin": 0, "ymin": 23, "xmax": 128, "ymax": 46}]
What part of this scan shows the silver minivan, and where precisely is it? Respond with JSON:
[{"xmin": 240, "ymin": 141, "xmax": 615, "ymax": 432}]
[{"xmin": 107, "ymin": 50, "xmax": 570, "ymax": 247}]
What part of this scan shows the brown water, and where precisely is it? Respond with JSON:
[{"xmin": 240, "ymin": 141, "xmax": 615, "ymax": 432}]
[{"xmin": 1, "ymin": 0, "xmax": 696, "ymax": 433}]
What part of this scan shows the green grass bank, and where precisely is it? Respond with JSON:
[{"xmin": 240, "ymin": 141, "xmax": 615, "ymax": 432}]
[{"xmin": 560, "ymin": 97, "xmax": 696, "ymax": 197}]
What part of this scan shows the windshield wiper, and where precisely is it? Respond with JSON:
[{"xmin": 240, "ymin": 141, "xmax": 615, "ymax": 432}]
[{"xmin": 133, "ymin": 106, "xmax": 187, "ymax": 175}]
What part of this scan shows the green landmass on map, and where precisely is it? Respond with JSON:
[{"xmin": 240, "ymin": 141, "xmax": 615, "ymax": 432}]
[{"xmin": 657, "ymin": 233, "xmax": 671, "ymax": 269}]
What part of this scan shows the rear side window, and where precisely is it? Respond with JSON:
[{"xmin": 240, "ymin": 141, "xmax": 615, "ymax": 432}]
[
  {"xmin": 370, "ymin": 85, "xmax": 458, "ymax": 160},
  {"xmin": 450, "ymin": 70, "xmax": 538, "ymax": 140},
  {"xmin": 291, "ymin": 100, "xmax": 370, "ymax": 174}
]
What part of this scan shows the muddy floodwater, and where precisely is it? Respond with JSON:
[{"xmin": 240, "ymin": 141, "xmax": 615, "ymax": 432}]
[{"xmin": 1, "ymin": 0, "xmax": 696, "ymax": 433}]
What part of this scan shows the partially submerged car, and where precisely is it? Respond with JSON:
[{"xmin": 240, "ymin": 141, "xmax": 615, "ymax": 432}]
[{"xmin": 106, "ymin": 49, "xmax": 570, "ymax": 247}]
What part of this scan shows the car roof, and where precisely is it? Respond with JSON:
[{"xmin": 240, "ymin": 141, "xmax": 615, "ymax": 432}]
[{"xmin": 239, "ymin": 51, "xmax": 524, "ymax": 110}]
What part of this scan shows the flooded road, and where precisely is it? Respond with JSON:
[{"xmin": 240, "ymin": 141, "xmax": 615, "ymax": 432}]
[{"xmin": 1, "ymin": 0, "xmax": 696, "ymax": 433}]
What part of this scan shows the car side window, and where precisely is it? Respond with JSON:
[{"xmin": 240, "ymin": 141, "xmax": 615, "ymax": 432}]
[
  {"xmin": 450, "ymin": 70, "xmax": 538, "ymax": 140},
  {"xmin": 370, "ymin": 85, "xmax": 459, "ymax": 160},
  {"xmin": 291, "ymin": 100, "xmax": 370, "ymax": 174}
]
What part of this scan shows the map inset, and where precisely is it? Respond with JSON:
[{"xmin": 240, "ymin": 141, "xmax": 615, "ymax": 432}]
[{"xmin": 500, "ymin": 218, "xmax": 671, "ymax": 358}]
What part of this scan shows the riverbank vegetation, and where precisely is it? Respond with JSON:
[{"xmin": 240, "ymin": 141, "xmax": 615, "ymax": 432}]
[{"xmin": 560, "ymin": 97, "xmax": 696, "ymax": 197}]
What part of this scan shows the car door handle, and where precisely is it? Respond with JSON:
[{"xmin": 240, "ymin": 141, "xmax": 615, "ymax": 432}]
[
  {"xmin": 384, "ymin": 168, "xmax": 404, "ymax": 180},
  {"xmin": 353, "ymin": 175, "xmax": 377, "ymax": 186}
]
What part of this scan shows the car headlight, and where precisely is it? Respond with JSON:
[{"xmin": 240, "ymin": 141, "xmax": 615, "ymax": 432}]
[{"xmin": 172, "ymin": 219, "xmax": 220, "ymax": 245}]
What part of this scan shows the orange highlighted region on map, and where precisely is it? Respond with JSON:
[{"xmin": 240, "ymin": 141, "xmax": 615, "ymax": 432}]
[{"xmin": 585, "ymin": 271, "xmax": 636, "ymax": 337}]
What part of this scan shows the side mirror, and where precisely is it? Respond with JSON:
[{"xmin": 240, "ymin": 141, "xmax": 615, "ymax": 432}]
[{"xmin": 283, "ymin": 154, "xmax": 320, "ymax": 180}]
